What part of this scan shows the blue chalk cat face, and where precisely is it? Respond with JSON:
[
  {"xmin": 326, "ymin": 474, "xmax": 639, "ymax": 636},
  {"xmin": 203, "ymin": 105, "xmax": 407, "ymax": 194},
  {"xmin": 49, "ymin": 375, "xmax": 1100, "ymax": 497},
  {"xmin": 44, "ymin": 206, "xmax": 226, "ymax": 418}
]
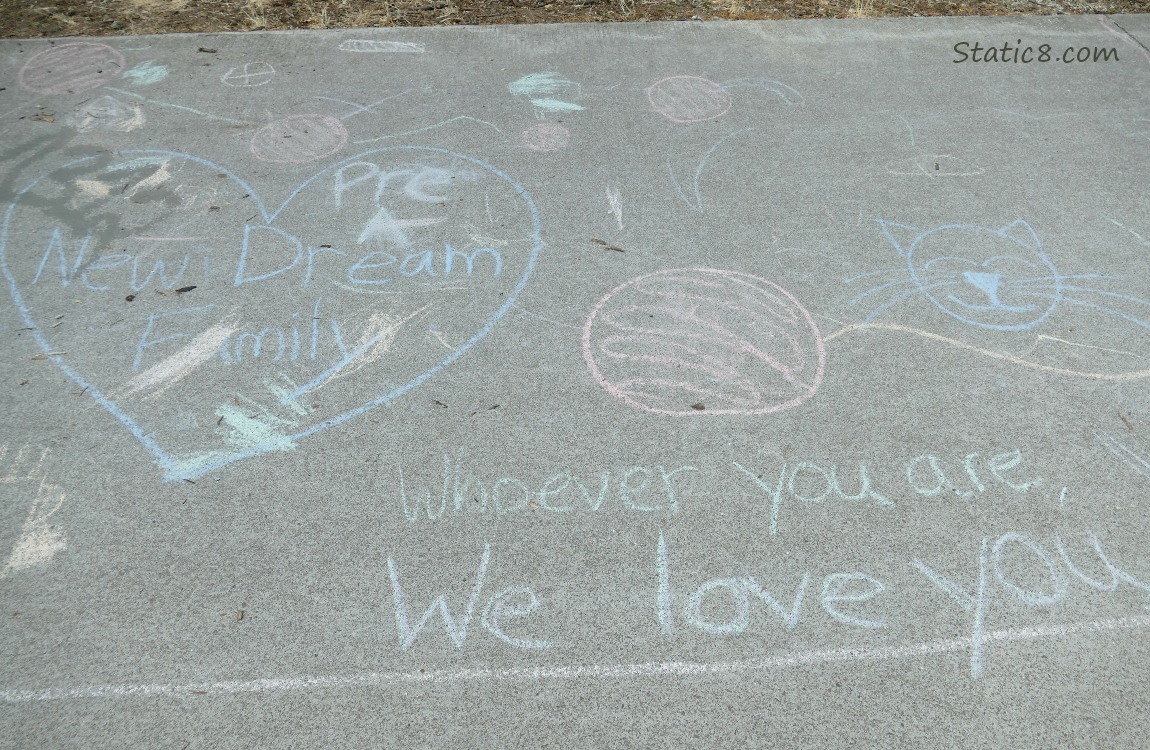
[{"xmin": 872, "ymin": 219, "xmax": 1061, "ymax": 331}]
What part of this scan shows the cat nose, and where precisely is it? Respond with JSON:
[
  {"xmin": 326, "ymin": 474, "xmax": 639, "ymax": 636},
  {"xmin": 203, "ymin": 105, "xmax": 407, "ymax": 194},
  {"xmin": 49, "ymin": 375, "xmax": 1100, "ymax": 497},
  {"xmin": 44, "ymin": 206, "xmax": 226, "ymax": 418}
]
[{"xmin": 963, "ymin": 271, "xmax": 1001, "ymax": 298}]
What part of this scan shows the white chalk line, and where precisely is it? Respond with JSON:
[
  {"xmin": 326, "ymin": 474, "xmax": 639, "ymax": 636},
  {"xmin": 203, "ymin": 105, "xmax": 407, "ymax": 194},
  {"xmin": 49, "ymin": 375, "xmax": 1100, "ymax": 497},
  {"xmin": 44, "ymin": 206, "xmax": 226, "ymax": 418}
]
[
  {"xmin": 826, "ymin": 323, "xmax": 1150, "ymax": 381},
  {"xmin": 103, "ymin": 87, "xmax": 251, "ymax": 126},
  {"xmin": 4, "ymin": 615, "xmax": 1148, "ymax": 703}
]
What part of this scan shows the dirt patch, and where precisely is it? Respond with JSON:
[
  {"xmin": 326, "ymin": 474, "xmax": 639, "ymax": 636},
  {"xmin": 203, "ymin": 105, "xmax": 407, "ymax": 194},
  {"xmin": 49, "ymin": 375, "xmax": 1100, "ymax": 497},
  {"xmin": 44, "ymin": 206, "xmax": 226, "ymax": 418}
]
[{"xmin": 0, "ymin": 0, "xmax": 1145, "ymax": 39}]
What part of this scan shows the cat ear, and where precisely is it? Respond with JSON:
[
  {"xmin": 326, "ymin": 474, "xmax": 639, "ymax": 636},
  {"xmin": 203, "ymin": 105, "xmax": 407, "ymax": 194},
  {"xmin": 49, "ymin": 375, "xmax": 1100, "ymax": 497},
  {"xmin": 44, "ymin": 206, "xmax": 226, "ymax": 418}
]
[
  {"xmin": 998, "ymin": 219, "xmax": 1041, "ymax": 252},
  {"xmin": 875, "ymin": 219, "xmax": 921, "ymax": 257}
]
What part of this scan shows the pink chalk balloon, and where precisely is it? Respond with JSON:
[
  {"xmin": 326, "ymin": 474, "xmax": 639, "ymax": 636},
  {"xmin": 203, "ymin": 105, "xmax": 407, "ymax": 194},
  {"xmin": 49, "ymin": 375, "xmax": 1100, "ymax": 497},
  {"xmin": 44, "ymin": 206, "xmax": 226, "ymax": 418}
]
[
  {"xmin": 583, "ymin": 268, "xmax": 825, "ymax": 416},
  {"xmin": 19, "ymin": 42, "xmax": 125, "ymax": 95},
  {"xmin": 646, "ymin": 76, "xmax": 732, "ymax": 124}
]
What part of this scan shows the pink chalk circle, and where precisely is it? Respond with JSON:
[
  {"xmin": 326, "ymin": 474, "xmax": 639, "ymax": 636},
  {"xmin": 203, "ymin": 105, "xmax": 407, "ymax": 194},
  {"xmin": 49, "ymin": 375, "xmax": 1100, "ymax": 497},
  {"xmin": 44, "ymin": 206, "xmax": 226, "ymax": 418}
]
[
  {"xmin": 582, "ymin": 268, "xmax": 825, "ymax": 416},
  {"xmin": 19, "ymin": 42, "xmax": 125, "ymax": 95},
  {"xmin": 522, "ymin": 123, "xmax": 570, "ymax": 153},
  {"xmin": 646, "ymin": 76, "xmax": 732, "ymax": 124},
  {"xmin": 250, "ymin": 114, "xmax": 348, "ymax": 164}
]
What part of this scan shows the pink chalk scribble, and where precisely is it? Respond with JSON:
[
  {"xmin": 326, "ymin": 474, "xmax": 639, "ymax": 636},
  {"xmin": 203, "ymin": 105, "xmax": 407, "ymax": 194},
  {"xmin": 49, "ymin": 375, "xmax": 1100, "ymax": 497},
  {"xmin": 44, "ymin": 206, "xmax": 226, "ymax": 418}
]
[
  {"xmin": 522, "ymin": 123, "xmax": 571, "ymax": 153},
  {"xmin": 249, "ymin": 114, "xmax": 348, "ymax": 164},
  {"xmin": 646, "ymin": 76, "xmax": 732, "ymax": 124},
  {"xmin": 582, "ymin": 269, "xmax": 825, "ymax": 416},
  {"xmin": 18, "ymin": 42, "xmax": 125, "ymax": 96}
]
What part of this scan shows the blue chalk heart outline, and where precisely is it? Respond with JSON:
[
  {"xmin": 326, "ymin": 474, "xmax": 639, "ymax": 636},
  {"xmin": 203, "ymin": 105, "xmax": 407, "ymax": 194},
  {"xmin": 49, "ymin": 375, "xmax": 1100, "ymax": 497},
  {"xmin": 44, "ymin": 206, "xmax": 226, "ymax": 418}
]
[{"xmin": 0, "ymin": 147, "xmax": 543, "ymax": 482}]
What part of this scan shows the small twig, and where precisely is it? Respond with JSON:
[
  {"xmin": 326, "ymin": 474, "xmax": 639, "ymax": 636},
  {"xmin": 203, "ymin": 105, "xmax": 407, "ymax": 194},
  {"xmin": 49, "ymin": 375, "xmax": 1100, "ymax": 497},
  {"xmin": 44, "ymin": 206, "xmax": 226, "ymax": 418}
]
[{"xmin": 591, "ymin": 238, "xmax": 624, "ymax": 252}]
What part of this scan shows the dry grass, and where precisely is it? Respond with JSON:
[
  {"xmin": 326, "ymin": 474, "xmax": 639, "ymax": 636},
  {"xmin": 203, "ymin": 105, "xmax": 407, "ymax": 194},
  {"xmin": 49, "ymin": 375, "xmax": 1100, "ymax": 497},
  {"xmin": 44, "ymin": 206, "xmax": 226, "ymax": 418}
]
[
  {"xmin": 0, "ymin": 0, "xmax": 1145, "ymax": 38},
  {"xmin": 243, "ymin": 0, "xmax": 270, "ymax": 29}
]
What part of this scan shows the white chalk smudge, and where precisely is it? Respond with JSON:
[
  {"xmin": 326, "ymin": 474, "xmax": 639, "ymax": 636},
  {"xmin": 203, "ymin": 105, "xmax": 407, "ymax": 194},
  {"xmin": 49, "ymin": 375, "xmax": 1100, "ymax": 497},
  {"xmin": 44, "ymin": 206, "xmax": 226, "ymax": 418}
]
[
  {"xmin": 508, "ymin": 72, "xmax": 577, "ymax": 98},
  {"xmin": 606, "ymin": 186, "xmax": 623, "ymax": 229},
  {"xmin": 64, "ymin": 96, "xmax": 145, "ymax": 133},
  {"xmin": 129, "ymin": 160, "xmax": 172, "ymax": 196},
  {"xmin": 161, "ymin": 394, "xmax": 301, "ymax": 480},
  {"xmin": 122, "ymin": 322, "xmax": 237, "ymax": 399},
  {"xmin": 1, "ymin": 446, "xmax": 66, "ymax": 580},
  {"xmin": 286, "ymin": 305, "xmax": 430, "ymax": 400},
  {"xmin": 1, "ymin": 477, "xmax": 67, "ymax": 579},
  {"xmin": 74, "ymin": 179, "xmax": 112, "ymax": 199},
  {"xmin": 338, "ymin": 39, "xmax": 425, "ymax": 53},
  {"xmin": 529, "ymin": 98, "xmax": 584, "ymax": 112},
  {"xmin": 215, "ymin": 401, "xmax": 297, "ymax": 453},
  {"xmin": 122, "ymin": 61, "xmax": 169, "ymax": 86}
]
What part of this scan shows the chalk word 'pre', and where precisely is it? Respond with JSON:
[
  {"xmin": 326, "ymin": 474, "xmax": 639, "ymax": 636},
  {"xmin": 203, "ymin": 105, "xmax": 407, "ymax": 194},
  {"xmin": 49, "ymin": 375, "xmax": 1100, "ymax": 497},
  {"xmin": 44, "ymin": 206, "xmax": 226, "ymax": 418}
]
[{"xmin": 1, "ymin": 148, "xmax": 542, "ymax": 480}]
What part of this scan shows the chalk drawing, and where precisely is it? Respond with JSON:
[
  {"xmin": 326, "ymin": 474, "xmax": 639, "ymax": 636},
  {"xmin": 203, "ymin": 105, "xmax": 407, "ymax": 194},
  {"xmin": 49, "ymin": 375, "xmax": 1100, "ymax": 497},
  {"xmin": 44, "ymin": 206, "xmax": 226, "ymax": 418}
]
[
  {"xmin": 646, "ymin": 76, "xmax": 731, "ymax": 124},
  {"xmin": 397, "ymin": 451, "xmax": 695, "ymax": 522},
  {"xmin": 655, "ymin": 75, "xmax": 799, "ymax": 210},
  {"xmin": 858, "ymin": 219, "xmax": 1068, "ymax": 331},
  {"xmin": 317, "ymin": 92, "xmax": 409, "ymax": 121},
  {"xmin": 668, "ymin": 127, "xmax": 755, "ymax": 213},
  {"xmin": 352, "ymin": 116, "xmax": 502, "ymax": 145},
  {"xmin": 511, "ymin": 303, "xmax": 582, "ymax": 332},
  {"xmin": 915, "ymin": 529, "xmax": 1150, "ymax": 677},
  {"xmin": 606, "ymin": 187, "xmax": 623, "ymax": 229},
  {"xmin": 18, "ymin": 42, "xmax": 125, "ymax": 95},
  {"xmin": 530, "ymin": 99, "xmax": 584, "ymax": 113},
  {"xmin": 583, "ymin": 269, "xmax": 825, "ymax": 416},
  {"xmin": 508, "ymin": 71, "xmax": 583, "ymax": 113},
  {"xmin": 388, "ymin": 544, "xmax": 551, "ymax": 650},
  {"xmin": 121, "ymin": 319, "xmax": 238, "ymax": 399},
  {"xmin": 250, "ymin": 114, "xmax": 349, "ymax": 164},
  {"xmin": 0, "ymin": 147, "xmax": 543, "ymax": 481},
  {"xmin": 104, "ymin": 87, "xmax": 250, "ymax": 126},
  {"xmin": 285, "ymin": 305, "xmax": 430, "ymax": 397},
  {"xmin": 508, "ymin": 72, "xmax": 576, "ymax": 98},
  {"xmin": 719, "ymin": 78, "xmax": 804, "ymax": 106},
  {"xmin": 0, "ymin": 444, "xmax": 65, "ymax": 580},
  {"xmin": 121, "ymin": 60, "xmax": 168, "ymax": 86},
  {"xmin": 836, "ymin": 218, "xmax": 1150, "ymax": 378},
  {"xmin": 825, "ymin": 322, "xmax": 1150, "ymax": 381},
  {"xmin": 867, "ymin": 218, "xmax": 1150, "ymax": 330},
  {"xmin": 1094, "ymin": 430, "xmax": 1150, "ymax": 480},
  {"xmin": 220, "ymin": 62, "xmax": 276, "ymax": 87},
  {"xmin": 732, "ymin": 448, "xmax": 1037, "ymax": 534},
  {"xmin": 73, "ymin": 179, "xmax": 112, "ymax": 199},
  {"xmin": 5, "ymin": 615, "xmax": 1150, "ymax": 702},
  {"xmin": 522, "ymin": 123, "xmax": 571, "ymax": 153},
  {"xmin": 63, "ymin": 96, "xmax": 145, "ymax": 133},
  {"xmin": 1105, "ymin": 216, "xmax": 1149, "ymax": 247},
  {"xmin": 6, "ymin": 527, "xmax": 1149, "ymax": 698},
  {"xmin": 885, "ymin": 154, "xmax": 986, "ymax": 178},
  {"xmin": 338, "ymin": 39, "xmax": 425, "ymax": 53}
]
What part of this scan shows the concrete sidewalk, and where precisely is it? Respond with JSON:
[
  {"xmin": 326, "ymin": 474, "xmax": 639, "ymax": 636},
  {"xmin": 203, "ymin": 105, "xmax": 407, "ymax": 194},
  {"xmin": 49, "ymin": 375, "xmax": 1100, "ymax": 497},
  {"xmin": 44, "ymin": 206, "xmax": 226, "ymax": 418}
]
[{"xmin": 1, "ymin": 14, "xmax": 1149, "ymax": 746}]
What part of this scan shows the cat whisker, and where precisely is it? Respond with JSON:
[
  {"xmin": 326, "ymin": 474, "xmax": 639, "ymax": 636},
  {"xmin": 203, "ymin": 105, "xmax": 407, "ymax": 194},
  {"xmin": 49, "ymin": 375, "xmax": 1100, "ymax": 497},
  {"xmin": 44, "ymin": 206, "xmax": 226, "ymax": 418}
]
[
  {"xmin": 1015, "ymin": 292, "xmax": 1150, "ymax": 329},
  {"xmin": 844, "ymin": 268, "xmax": 907, "ymax": 284},
  {"xmin": 1012, "ymin": 273, "xmax": 1123, "ymax": 284},
  {"xmin": 849, "ymin": 278, "xmax": 916, "ymax": 307},
  {"xmin": 1015, "ymin": 287, "xmax": 1150, "ymax": 306}
]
